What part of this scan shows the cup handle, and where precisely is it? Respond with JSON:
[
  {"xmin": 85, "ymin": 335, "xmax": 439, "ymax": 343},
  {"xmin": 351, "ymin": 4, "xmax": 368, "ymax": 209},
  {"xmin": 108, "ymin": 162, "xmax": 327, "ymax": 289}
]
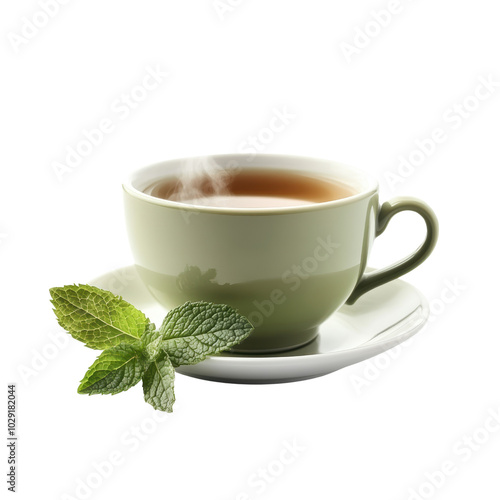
[{"xmin": 346, "ymin": 197, "xmax": 439, "ymax": 305}]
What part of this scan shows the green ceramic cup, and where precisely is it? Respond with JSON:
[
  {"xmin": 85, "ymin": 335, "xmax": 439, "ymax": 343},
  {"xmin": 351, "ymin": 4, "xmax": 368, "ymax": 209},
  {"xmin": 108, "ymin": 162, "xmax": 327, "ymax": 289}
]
[{"xmin": 123, "ymin": 154, "xmax": 438, "ymax": 353}]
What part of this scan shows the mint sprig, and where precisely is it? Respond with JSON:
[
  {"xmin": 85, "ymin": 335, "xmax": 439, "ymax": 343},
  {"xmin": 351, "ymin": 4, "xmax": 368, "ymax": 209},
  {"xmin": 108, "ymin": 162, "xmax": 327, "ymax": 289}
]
[{"xmin": 50, "ymin": 285, "xmax": 253, "ymax": 412}]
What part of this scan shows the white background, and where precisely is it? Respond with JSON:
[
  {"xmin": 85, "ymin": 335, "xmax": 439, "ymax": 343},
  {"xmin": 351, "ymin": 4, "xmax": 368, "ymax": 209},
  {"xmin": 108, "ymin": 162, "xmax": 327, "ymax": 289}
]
[{"xmin": 2, "ymin": 1, "xmax": 500, "ymax": 499}]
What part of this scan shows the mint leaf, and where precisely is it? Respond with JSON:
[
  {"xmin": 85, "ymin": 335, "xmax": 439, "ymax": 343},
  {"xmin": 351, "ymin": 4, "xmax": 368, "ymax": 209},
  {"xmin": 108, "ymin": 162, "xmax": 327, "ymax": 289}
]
[
  {"xmin": 140, "ymin": 323, "xmax": 162, "ymax": 346},
  {"xmin": 78, "ymin": 343, "xmax": 148, "ymax": 395},
  {"xmin": 140, "ymin": 324, "xmax": 165, "ymax": 361},
  {"xmin": 143, "ymin": 352, "xmax": 176, "ymax": 412},
  {"xmin": 159, "ymin": 302, "xmax": 253, "ymax": 366},
  {"xmin": 50, "ymin": 284, "xmax": 151, "ymax": 349}
]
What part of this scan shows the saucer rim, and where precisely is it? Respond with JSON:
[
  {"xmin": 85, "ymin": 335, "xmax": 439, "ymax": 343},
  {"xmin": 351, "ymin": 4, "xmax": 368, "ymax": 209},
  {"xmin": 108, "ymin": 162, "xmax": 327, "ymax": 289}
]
[{"xmin": 188, "ymin": 300, "xmax": 427, "ymax": 364}]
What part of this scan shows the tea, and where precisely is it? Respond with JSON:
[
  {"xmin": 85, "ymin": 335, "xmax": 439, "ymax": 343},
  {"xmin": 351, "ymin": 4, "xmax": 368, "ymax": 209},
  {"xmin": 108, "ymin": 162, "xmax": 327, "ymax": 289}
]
[{"xmin": 143, "ymin": 169, "xmax": 355, "ymax": 208}]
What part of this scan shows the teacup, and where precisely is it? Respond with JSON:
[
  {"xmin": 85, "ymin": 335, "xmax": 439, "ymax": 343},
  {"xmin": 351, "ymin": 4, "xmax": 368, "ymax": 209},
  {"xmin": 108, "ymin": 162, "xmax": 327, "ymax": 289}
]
[{"xmin": 123, "ymin": 154, "xmax": 438, "ymax": 353}]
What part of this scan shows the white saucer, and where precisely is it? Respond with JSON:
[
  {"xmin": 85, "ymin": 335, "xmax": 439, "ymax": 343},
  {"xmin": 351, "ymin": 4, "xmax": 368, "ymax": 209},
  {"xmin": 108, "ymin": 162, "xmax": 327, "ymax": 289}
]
[{"xmin": 90, "ymin": 266, "xmax": 428, "ymax": 384}]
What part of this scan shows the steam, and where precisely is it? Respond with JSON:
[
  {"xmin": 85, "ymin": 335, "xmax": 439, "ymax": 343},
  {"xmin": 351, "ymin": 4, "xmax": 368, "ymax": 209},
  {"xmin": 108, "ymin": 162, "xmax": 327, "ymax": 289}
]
[{"xmin": 171, "ymin": 156, "xmax": 232, "ymax": 206}]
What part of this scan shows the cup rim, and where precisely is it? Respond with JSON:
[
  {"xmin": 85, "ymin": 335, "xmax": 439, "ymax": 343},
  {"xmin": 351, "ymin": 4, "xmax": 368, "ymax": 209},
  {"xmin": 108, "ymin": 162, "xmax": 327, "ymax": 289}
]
[{"xmin": 122, "ymin": 153, "xmax": 379, "ymax": 214}]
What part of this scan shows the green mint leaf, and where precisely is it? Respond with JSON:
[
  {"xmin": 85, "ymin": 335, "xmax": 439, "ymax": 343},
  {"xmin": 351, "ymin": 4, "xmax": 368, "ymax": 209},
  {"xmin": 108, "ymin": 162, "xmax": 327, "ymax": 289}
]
[
  {"xmin": 78, "ymin": 343, "xmax": 148, "ymax": 395},
  {"xmin": 159, "ymin": 301, "xmax": 253, "ymax": 366},
  {"xmin": 144, "ymin": 337, "xmax": 163, "ymax": 362},
  {"xmin": 142, "ymin": 352, "xmax": 176, "ymax": 412},
  {"xmin": 140, "ymin": 324, "xmax": 164, "ymax": 361},
  {"xmin": 50, "ymin": 284, "xmax": 150, "ymax": 349},
  {"xmin": 140, "ymin": 323, "xmax": 162, "ymax": 346}
]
